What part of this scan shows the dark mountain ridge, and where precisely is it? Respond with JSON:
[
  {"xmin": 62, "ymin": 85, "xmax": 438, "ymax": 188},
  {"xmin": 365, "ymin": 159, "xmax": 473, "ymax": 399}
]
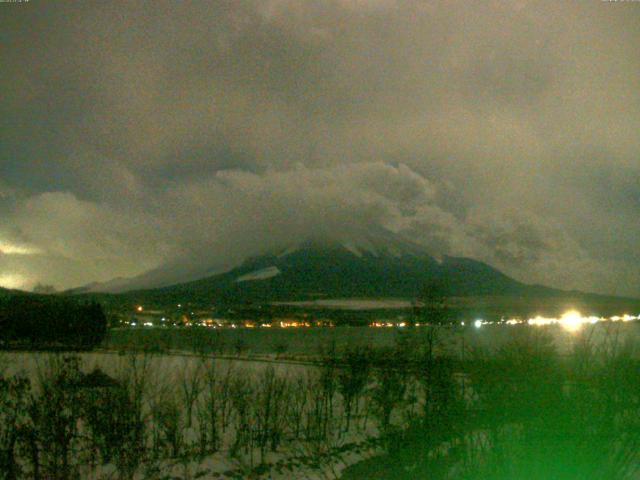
[
  {"xmin": 112, "ymin": 239, "xmax": 584, "ymax": 307},
  {"xmin": 61, "ymin": 232, "xmax": 640, "ymax": 318}
]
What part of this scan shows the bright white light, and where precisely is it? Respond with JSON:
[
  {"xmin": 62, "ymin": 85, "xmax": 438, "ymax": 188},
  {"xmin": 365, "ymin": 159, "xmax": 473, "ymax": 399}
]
[
  {"xmin": 560, "ymin": 310, "xmax": 583, "ymax": 332},
  {"xmin": 474, "ymin": 319, "xmax": 482, "ymax": 329},
  {"xmin": 461, "ymin": 321, "xmax": 465, "ymax": 326},
  {"xmin": 528, "ymin": 316, "xmax": 555, "ymax": 327}
]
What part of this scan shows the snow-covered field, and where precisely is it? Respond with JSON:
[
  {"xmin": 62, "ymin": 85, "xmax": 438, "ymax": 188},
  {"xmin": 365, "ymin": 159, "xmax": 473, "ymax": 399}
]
[
  {"xmin": 0, "ymin": 351, "xmax": 387, "ymax": 480},
  {"xmin": 3, "ymin": 322, "xmax": 640, "ymax": 479},
  {"xmin": 2, "ymin": 351, "xmax": 308, "ymax": 380}
]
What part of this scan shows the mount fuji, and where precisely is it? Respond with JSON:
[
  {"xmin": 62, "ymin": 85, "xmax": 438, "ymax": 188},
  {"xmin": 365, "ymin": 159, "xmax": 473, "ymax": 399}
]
[
  {"xmin": 86, "ymin": 229, "xmax": 565, "ymax": 306},
  {"xmin": 68, "ymin": 228, "xmax": 640, "ymax": 316}
]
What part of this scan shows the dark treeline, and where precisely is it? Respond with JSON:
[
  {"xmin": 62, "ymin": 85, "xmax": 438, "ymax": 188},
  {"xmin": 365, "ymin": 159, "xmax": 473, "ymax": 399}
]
[{"xmin": 0, "ymin": 295, "xmax": 107, "ymax": 349}]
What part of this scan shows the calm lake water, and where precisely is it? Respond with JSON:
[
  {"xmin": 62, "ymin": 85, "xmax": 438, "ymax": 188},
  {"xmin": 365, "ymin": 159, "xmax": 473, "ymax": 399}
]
[{"xmin": 103, "ymin": 321, "xmax": 640, "ymax": 358}]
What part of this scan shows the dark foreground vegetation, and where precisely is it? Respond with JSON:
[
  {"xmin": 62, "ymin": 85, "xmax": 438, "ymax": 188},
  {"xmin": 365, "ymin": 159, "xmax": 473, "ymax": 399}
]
[
  {"xmin": 344, "ymin": 326, "xmax": 640, "ymax": 480},
  {"xmin": 0, "ymin": 325, "xmax": 639, "ymax": 479},
  {"xmin": 0, "ymin": 296, "xmax": 107, "ymax": 350}
]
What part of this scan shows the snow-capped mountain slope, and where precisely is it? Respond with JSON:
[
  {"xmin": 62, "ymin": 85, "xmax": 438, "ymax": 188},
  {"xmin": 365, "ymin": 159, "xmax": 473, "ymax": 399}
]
[
  {"xmin": 70, "ymin": 227, "xmax": 429, "ymax": 294},
  {"xmin": 235, "ymin": 266, "xmax": 282, "ymax": 283},
  {"xmin": 113, "ymin": 234, "xmax": 537, "ymax": 305}
]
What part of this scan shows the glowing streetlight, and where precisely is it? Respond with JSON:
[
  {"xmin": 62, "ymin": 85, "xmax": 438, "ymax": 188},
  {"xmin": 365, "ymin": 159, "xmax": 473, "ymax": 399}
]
[{"xmin": 560, "ymin": 310, "xmax": 583, "ymax": 332}]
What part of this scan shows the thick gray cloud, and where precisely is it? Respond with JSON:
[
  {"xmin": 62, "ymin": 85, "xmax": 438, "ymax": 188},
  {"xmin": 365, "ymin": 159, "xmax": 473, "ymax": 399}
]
[{"xmin": 1, "ymin": 0, "xmax": 639, "ymax": 296}]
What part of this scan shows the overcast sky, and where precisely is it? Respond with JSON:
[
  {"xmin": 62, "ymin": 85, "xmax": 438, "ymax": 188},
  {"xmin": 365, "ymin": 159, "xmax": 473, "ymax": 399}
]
[{"xmin": 1, "ymin": 0, "xmax": 639, "ymax": 296}]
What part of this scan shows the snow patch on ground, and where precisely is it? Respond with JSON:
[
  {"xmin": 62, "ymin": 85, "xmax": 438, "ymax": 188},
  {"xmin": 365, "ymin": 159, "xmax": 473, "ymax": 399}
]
[{"xmin": 236, "ymin": 266, "xmax": 281, "ymax": 283}]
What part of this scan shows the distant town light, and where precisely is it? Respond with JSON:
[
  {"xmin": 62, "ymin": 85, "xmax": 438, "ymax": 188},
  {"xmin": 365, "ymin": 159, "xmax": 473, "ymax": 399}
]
[
  {"xmin": 136, "ymin": 306, "xmax": 143, "ymax": 312},
  {"xmin": 474, "ymin": 319, "xmax": 482, "ymax": 329},
  {"xmin": 528, "ymin": 316, "xmax": 554, "ymax": 327},
  {"xmin": 559, "ymin": 310, "xmax": 583, "ymax": 333}
]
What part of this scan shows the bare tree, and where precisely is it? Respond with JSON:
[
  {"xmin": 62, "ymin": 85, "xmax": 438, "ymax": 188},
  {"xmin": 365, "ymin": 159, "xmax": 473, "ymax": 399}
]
[
  {"xmin": 30, "ymin": 355, "xmax": 84, "ymax": 480},
  {"xmin": 179, "ymin": 358, "xmax": 204, "ymax": 429},
  {"xmin": 196, "ymin": 360, "xmax": 221, "ymax": 455},
  {"xmin": 253, "ymin": 366, "xmax": 289, "ymax": 463},
  {"xmin": 337, "ymin": 347, "xmax": 371, "ymax": 433},
  {"xmin": 152, "ymin": 392, "xmax": 184, "ymax": 458},
  {"xmin": 112, "ymin": 353, "xmax": 153, "ymax": 479},
  {"xmin": 369, "ymin": 358, "xmax": 407, "ymax": 435},
  {"xmin": 229, "ymin": 375, "xmax": 254, "ymax": 460},
  {"xmin": 0, "ymin": 375, "xmax": 30, "ymax": 480},
  {"xmin": 286, "ymin": 375, "xmax": 309, "ymax": 441}
]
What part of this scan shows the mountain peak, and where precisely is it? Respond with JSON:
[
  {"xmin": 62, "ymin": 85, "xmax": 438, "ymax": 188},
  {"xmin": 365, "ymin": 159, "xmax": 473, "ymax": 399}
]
[
  {"xmin": 271, "ymin": 228, "xmax": 430, "ymax": 261},
  {"xmin": 114, "ymin": 237, "xmax": 532, "ymax": 306},
  {"xmin": 69, "ymin": 228, "xmax": 519, "ymax": 299}
]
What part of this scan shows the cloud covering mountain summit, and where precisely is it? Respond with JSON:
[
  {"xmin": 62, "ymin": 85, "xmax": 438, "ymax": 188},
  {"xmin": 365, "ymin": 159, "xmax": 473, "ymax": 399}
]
[{"xmin": 1, "ymin": 0, "xmax": 639, "ymax": 296}]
